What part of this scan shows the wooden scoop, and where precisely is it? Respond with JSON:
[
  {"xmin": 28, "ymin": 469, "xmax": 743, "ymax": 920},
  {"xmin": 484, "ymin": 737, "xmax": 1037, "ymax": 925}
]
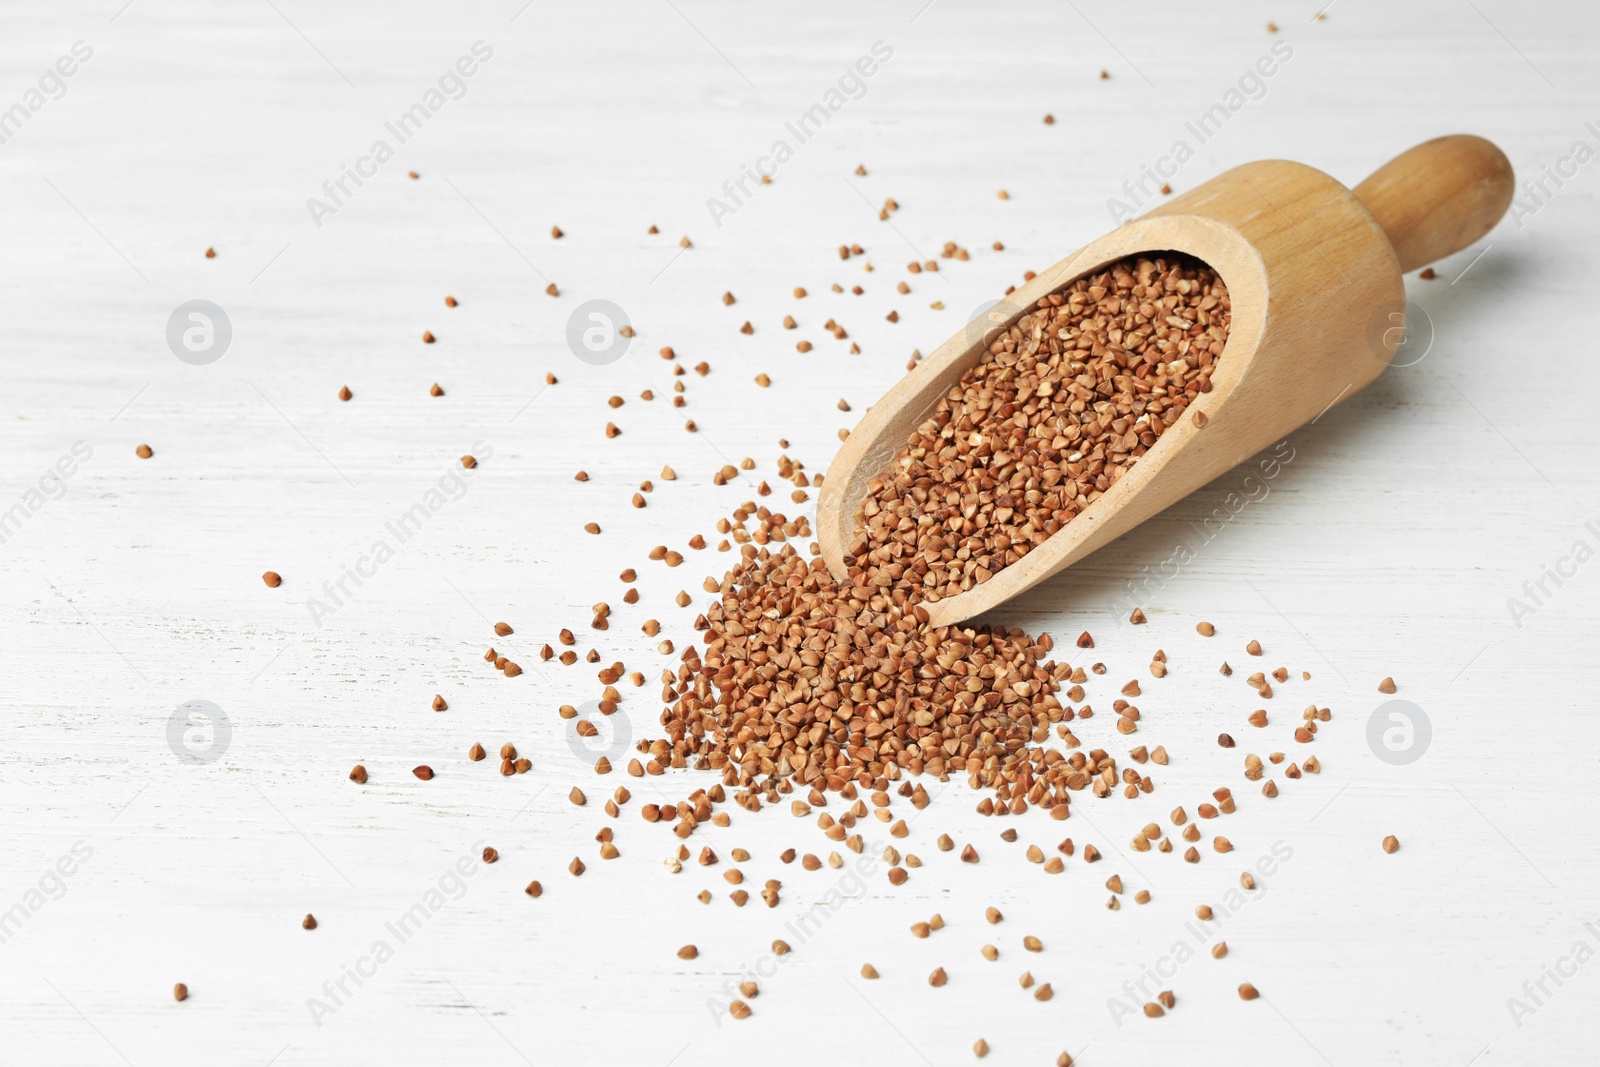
[{"xmin": 819, "ymin": 134, "xmax": 1514, "ymax": 627}]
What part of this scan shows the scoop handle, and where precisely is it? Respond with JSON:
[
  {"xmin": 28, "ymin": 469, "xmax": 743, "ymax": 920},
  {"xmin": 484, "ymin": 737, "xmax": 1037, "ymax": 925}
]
[{"xmin": 1351, "ymin": 134, "xmax": 1514, "ymax": 274}]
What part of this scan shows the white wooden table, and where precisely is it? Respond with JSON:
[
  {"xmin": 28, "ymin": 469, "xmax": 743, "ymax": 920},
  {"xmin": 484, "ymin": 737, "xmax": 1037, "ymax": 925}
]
[{"xmin": 3, "ymin": 1, "xmax": 1597, "ymax": 1063}]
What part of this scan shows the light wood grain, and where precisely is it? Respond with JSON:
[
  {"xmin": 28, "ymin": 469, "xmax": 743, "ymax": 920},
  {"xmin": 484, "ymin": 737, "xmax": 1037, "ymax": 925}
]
[
  {"xmin": 1353, "ymin": 134, "xmax": 1516, "ymax": 273},
  {"xmin": 820, "ymin": 136, "xmax": 1517, "ymax": 627}
]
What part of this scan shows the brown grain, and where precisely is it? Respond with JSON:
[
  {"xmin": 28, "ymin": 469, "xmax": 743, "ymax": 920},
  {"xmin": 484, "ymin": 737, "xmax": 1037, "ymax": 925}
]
[{"xmin": 845, "ymin": 255, "xmax": 1229, "ymax": 601}]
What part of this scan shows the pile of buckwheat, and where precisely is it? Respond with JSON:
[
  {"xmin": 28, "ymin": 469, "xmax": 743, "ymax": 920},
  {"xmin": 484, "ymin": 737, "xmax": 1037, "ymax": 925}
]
[
  {"xmin": 308, "ymin": 204, "xmax": 1397, "ymax": 1056},
  {"xmin": 653, "ymin": 255, "xmax": 1229, "ymax": 816}
]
